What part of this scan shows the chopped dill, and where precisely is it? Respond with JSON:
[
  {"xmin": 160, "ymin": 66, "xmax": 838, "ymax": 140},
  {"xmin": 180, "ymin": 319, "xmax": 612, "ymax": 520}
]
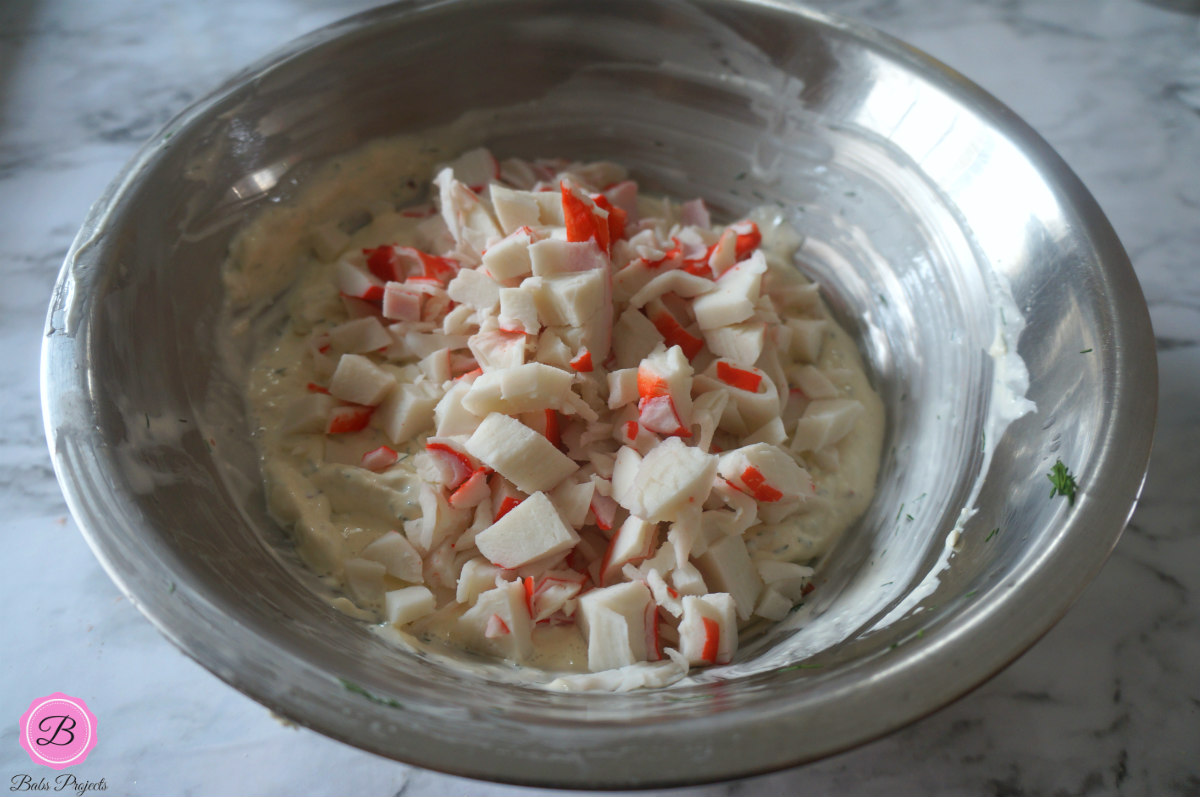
[
  {"xmin": 1047, "ymin": 459, "xmax": 1079, "ymax": 506},
  {"xmin": 985, "ymin": 527, "xmax": 999, "ymax": 542}
]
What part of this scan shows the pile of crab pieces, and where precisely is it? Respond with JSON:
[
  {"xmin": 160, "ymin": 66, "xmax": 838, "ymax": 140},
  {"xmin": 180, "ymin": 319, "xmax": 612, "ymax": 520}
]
[{"xmin": 285, "ymin": 148, "xmax": 864, "ymax": 673}]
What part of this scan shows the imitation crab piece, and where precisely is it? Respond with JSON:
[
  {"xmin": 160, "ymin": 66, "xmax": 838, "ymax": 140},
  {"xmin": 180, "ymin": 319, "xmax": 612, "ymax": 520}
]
[
  {"xmin": 382, "ymin": 282, "xmax": 424, "ymax": 322},
  {"xmin": 627, "ymin": 270, "xmax": 713, "ymax": 310},
  {"xmin": 459, "ymin": 580, "xmax": 534, "ymax": 660},
  {"xmin": 384, "ymin": 586, "xmax": 437, "ymax": 627},
  {"xmin": 637, "ymin": 344, "xmax": 694, "ymax": 435},
  {"xmin": 446, "ymin": 268, "xmax": 500, "ymax": 310},
  {"xmin": 528, "ymin": 239, "xmax": 608, "ymax": 277},
  {"xmin": 696, "ymin": 359, "xmax": 780, "ymax": 436},
  {"xmin": 460, "ymin": 362, "xmax": 575, "ymax": 417},
  {"xmin": 678, "ymin": 593, "xmax": 738, "ymax": 665},
  {"xmin": 360, "ymin": 445, "xmax": 400, "ymax": 473},
  {"xmin": 717, "ymin": 442, "xmax": 814, "ymax": 504},
  {"xmin": 498, "ymin": 286, "xmax": 541, "ymax": 335},
  {"xmin": 424, "ymin": 439, "xmax": 478, "ymax": 490},
  {"xmin": 691, "ymin": 250, "xmax": 768, "ymax": 330},
  {"xmin": 360, "ymin": 531, "xmax": 424, "ymax": 583},
  {"xmin": 490, "ymin": 185, "xmax": 562, "ymax": 234},
  {"xmin": 599, "ymin": 515, "xmax": 658, "ymax": 586},
  {"xmin": 560, "ymin": 180, "xmax": 611, "ymax": 254},
  {"xmin": 468, "ymin": 328, "xmax": 526, "ymax": 372},
  {"xmin": 705, "ymin": 320, "xmax": 766, "ymax": 366},
  {"xmin": 694, "ymin": 534, "xmax": 763, "ymax": 621},
  {"xmin": 377, "ymin": 382, "xmax": 442, "ymax": 444},
  {"xmin": 328, "ymin": 354, "xmax": 395, "ymax": 407},
  {"xmin": 328, "ymin": 317, "xmax": 392, "ymax": 354},
  {"xmin": 456, "ymin": 558, "xmax": 502, "ymax": 604},
  {"xmin": 335, "ymin": 260, "xmax": 385, "ymax": 302},
  {"xmin": 577, "ymin": 581, "xmax": 654, "ymax": 671},
  {"xmin": 481, "ymin": 226, "xmax": 536, "ymax": 282},
  {"xmin": 612, "ymin": 437, "xmax": 717, "ymax": 523},
  {"xmin": 612, "ymin": 307, "xmax": 666, "ymax": 370},
  {"xmin": 326, "ymin": 404, "xmax": 374, "ymax": 435},
  {"xmin": 790, "ymin": 398, "xmax": 866, "ymax": 453},
  {"xmin": 444, "ymin": 147, "xmax": 500, "ymax": 191},
  {"xmin": 756, "ymin": 560, "xmax": 815, "ymax": 602},
  {"xmin": 464, "ymin": 412, "xmax": 579, "ymax": 494},
  {"xmin": 448, "ymin": 467, "xmax": 492, "ymax": 510},
  {"xmin": 474, "ymin": 490, "xmax": 580, "ymax": 569},
  {"xmin": 550, "ymin": 478, "xmax": 595, "ymax": 528}
]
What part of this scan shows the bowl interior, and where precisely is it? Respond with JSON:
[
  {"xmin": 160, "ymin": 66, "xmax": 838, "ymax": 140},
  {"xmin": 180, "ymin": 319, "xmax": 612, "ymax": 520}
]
[{"xmin": 44, "ymin": 0, "xmax": 1155, "ymax": 787}]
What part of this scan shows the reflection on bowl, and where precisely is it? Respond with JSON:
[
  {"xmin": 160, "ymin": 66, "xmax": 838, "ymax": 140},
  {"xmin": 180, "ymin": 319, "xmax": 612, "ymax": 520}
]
[{"xmin": 42, "ymin": 0, "xmax": 1155, "ymax": 787}]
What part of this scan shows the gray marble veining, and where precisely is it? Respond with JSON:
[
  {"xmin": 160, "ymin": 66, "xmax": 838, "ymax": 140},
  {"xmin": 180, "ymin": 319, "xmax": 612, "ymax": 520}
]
[{"xmin": 2, "ymin": 1, "xmax": 1196, "ymax": 795}]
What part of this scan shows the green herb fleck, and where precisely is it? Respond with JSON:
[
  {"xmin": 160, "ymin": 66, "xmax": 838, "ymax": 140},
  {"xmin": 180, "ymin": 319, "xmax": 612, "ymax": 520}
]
[
  {"xmin": 878, "ymin": 293, "xmax": 889, "ymax": 307},
  {"xmin": 168, "ymin": 582, "xmax": 176, "ymax": 594},
  {"xmin": 1048, "ymin": 459, "xmax": 1078, "ymax": 506},
  {"xmin": 985, "ymin": 527, "xmax": 999, "ymax": 542},
  {"xmin": 734, "ymin": 171, "xmax": 747, "ymax": 181},
  {"xmin": 780, "ymin": 662, "xmax": 823, "ymax": 671},
  {"xmin": 339, "ymin": 679, "xmax": 404, "ymax": 709},
  {"xmin": 965, "ymin": 590, "xmax": 978, "ymax": 598},
  {"xmin": 905, "ymin": 514, "xmax": 914, "ymax": 521},
  {"xmin": 981, "ymin": 430, "xmax": 986, "ymax": 452},
  {"xmin": 916, "ymin": 629, "xmax": 925, "ymax": 639},
  {"xmin": 1080, "ymin": 348, "xmax": 1093, "ymax": 354},
  {"xmin": 145, "ymin": 414, "xmax": 150, "ymax": 429},
  {"xmin": 889, "ymin": 642, "xmax": 900, "ymax": 650}
]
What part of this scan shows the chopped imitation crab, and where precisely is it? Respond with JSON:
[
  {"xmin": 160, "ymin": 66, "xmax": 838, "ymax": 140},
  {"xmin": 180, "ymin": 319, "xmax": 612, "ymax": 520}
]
[{"xmin": 250, "ymin": 147, "xmax": 879, "ymax": 685}]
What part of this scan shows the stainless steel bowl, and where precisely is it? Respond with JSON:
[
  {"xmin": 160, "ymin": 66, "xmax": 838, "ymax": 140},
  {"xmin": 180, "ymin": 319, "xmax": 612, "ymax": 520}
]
[{"xmin": 42, "ymin": 0, "xmax": 1156, "ymax": 787}]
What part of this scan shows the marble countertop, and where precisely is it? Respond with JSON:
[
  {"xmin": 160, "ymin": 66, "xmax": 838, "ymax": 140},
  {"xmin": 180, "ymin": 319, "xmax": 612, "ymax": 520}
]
[{"xmin": 2, "ymin": 1, "xmax": 1197, "ymax": 794}]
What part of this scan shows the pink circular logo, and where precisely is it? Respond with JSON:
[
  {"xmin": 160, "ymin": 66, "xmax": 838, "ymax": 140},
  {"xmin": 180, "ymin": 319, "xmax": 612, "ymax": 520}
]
[{"xmin": 18, "ymin": 693, "xmax": 98, "ymax": 770}]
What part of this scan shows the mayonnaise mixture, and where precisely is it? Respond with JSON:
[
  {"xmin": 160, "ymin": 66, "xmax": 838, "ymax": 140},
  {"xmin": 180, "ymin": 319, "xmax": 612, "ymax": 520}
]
[{"xmin": 235, "ymin": 144, "xmax": 884, "ymax": 689}]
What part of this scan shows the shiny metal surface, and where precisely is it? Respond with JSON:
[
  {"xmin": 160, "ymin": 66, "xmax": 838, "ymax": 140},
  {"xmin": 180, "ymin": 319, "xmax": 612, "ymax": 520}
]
[{"xmin": 41, "ymin": 0, "xmax": 1156, "ymax": 787}]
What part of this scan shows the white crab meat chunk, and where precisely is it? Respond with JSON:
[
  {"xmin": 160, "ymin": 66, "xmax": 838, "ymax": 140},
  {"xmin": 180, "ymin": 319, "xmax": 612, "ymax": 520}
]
[
  {"xmin": 328, "ymin": 317, "xmax": 393, "ymax": 354},
  {"xmin": 703, "ymin": 320, "xmax": 766, "ymax": 366},
  {"xmin": 754, "ymin": 587, "xmax": 794, "ymax": 621},
  {"xmin": 691, "ymin": 251, "xmax": 768, "ymax": 330},
  {"xmin": 328, "ymin": 354, "xmax": 396, "ymax": 406},
  {"xmin": 460, "ymin": 362, "xmax": 575, "ymax": 417},
  {"xmin": 678, "ymin": 593, "xmax": 738, "ymax": 665},
  {"xmin": 528, "ymin": 239, "xmax": 608, "ymax": 277},
  {"xmin": 756, "ymin": 559, "xmax": 815, "ymax": 602},
  {"xmin": 468, "ymin": 328, "xmax": 526, "ymax": 371},
  {"xmin": 405, "ymin": 481, "xmax": 471, "ymax": 553},
  {"xmin": 626, "ymin": 269, "xmax": 713, "ymax": 309},
  {"xmin": 612, "ymin": 307, "xmax": 665, "ymax": 370},
  {"xmin": 433, "ymin": 380, "xmax": 482, "ymax": 437},
  {"xmin": 465, "ymin": 412, "xmax": 578, "ymax": 494},
  {"xmin": 498, "ymin": 285, "xmax": 541, "ymax": 335},
  {"xmin": 456, "ymin": 558, "xmax": 502, "ymax": 604},
  {"xmin": 378, "ymin": 381, "xmax": 442, "ymax": 444},
  {"xmin": 599, "ymin": 515, "xmax": 658, "ymax": 586},
  {"xmin": 718, "ymin": 442, "xmax": 814, "ymax": 505},
  {"xmin": 612, "ymin": 437, "xmax": 717, "ymax": 523},
  {"xmin": 474, "ymin": 490, "xmax": 579, "ymax": 569},
  {"xmin": 790, "ymin": 398, "xmax": 865, "ymax": 453},
  {"xmin": 459, "ymin": 580, "xmax": 534, "ymax": 660},
  {"xmin": 636, "ymin": 344, "xmax": 694, "ymax": 436},
  {"xmin": 360, "ymin": 531, "xmax": 424, "ymax": 583},
  {"xmin": 607, "ymin": 368, "xmax": 639, "ymax": 409},
  {"xmin": 694, "ymin": 535, "xmax": 762, "ymax": 621},
  {"xmin": 446, "ymin": 268, "xmax": 500, "ymax": 310},
  {"xmin": 790, "ymin": 364, "xmax": 839, "ymax": 400},
  {"xmin": 695, "ymin": 359, "xmax": 781, "ymax": 436},
  {"xmin": 578, "ymin": 581, "xmax": 654, "ymax": 672},
  {"xmin": 526, "ymin": 270, "xmax": 609, "ymax": 339},
  {"xmin": 444, "ymin": 147, "xmax": 499, "ymax": 188},
  {"xmin": 490, "ymin": 185, "xmax": 563, "ymax": 234},
  {"xmin": 481, "ymin": 226, "xmax": 535, "ymax": 281},
  {"xmin": 384, "ymin": 586, "xmax": 436, "ymax": 627},
  {"xmin": 434, "ymin": 167, "xmax": 501, "ymax": 256},
  {"xmin": 550, "ymin": 478, "xmax": 595, "ymax": 529}
]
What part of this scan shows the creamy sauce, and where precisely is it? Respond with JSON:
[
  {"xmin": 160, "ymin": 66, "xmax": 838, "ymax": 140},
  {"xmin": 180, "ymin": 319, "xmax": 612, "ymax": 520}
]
[{"xmin": 231, "ymin": 137, "xmax": 884, "ymax": 688}]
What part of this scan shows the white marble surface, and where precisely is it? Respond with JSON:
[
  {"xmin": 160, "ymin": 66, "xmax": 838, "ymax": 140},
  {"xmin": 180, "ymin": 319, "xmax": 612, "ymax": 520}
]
[{"xmin": 2, "ymin": 1, "xmax": 1197, "ymax": 794}]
